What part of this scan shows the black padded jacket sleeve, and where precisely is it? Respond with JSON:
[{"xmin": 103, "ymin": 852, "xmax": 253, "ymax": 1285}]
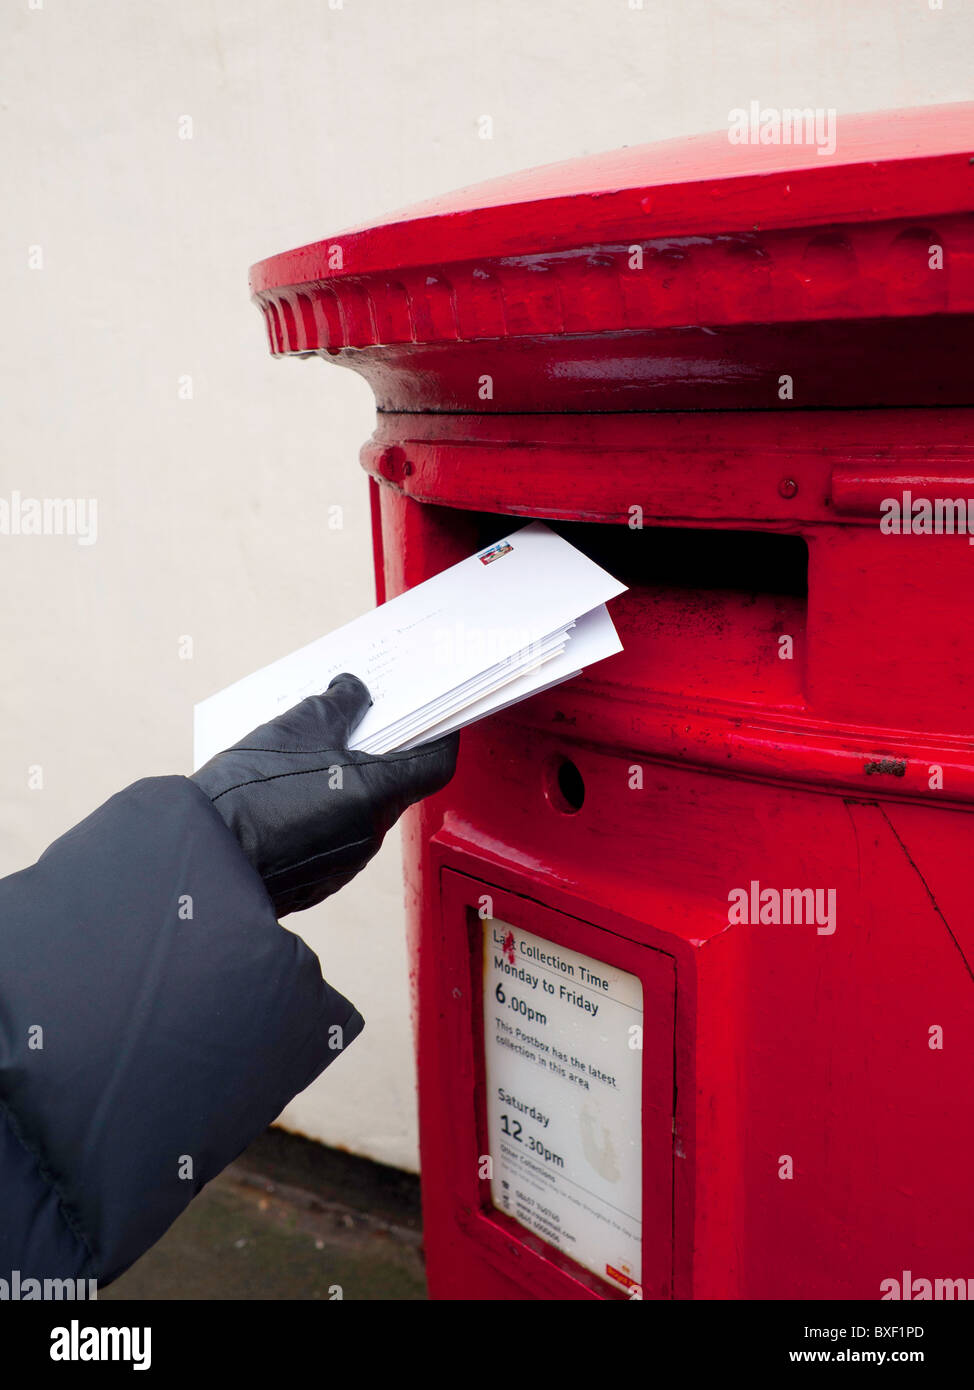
[{"xmin": 0, "ymin": 775, "xmax": 364, "ymax": 1288}]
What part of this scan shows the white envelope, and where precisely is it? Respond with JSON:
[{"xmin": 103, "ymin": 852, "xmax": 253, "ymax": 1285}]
[{"xmin": 193, "ymin": 521, "xmax": 627, "ymax": 765}]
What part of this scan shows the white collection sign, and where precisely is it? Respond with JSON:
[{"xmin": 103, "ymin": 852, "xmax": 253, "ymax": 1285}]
[{"xmin": 482, "ymin": 918, "xmax": 644, "ymax": 1294}]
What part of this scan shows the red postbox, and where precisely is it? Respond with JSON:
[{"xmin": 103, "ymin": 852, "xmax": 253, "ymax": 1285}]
[{"xmin": 250, "ymin": 104, "xmax": 974, "ymax": 1300}]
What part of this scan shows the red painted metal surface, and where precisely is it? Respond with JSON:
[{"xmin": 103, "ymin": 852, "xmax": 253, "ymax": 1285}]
[{"xmin": 253, "ymin": 105, "xmax": 974, "ymax": 1299}]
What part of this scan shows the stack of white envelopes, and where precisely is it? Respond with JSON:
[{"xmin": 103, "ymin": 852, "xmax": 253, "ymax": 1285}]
[{"xmin": 193, "ymin": 521, "xmax": 627, "ymax": 767}]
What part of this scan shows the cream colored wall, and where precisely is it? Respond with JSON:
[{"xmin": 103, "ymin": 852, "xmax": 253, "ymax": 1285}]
[{"xmin": 3, "ymin": 0, "xmax": 971, "ymax": 1172}]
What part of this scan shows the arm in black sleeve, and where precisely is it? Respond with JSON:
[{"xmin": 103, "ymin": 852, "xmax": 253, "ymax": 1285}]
[
  {"xmin": 0, "ymin": 774, "xmax": 363, "ymax": 1287},
  {"xmin": 0, "ymin": 674, "xmax": 457, "ymax": 1287}
]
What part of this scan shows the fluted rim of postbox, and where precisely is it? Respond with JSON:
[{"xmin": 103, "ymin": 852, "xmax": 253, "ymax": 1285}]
[{"xmin": 249, "ymin": 102, "xmax": 974, "ymax": 359}]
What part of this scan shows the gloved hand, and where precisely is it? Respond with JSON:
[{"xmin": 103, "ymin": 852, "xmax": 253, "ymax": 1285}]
[{"xmin": 190, "ymin": 673, "xmax": 458, "ymax": 917}]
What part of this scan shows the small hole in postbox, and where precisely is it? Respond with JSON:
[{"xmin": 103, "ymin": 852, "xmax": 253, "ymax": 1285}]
[{"xmin": 545, "ymin": 756, "xmax": 585, "ymax": 813}]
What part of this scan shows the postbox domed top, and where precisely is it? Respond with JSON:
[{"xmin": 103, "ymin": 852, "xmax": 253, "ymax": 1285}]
[
  {"xmin": 250, "ymin": 102, "xmax": 974, "ymax": 410},
  {"xmin": 252, "ymin": 103, "xmax": 973, "ymax": 295}
]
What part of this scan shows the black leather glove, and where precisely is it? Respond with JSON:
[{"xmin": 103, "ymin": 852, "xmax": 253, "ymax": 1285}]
[{"xmin": 190, "ymin": 673, "xmax": 458, "ymax": 918}]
